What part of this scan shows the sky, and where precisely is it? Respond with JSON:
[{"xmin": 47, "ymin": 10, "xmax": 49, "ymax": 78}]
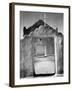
[{"xmin": 20, "ymin": 11, "xmax": 63, "ymax": 39}]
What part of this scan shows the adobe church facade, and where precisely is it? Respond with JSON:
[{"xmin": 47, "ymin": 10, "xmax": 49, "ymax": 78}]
[{"xmin": 20, "ymin": 20, "xmax": 63, "ymax": 78}]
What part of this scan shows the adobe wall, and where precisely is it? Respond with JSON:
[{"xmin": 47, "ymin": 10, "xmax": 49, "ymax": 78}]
[{"xmin": 20, "ymin": 25, "xmax": 63, "ymax": 78}]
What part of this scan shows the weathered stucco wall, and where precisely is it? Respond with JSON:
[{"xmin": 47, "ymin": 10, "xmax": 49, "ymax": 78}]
[{"xmin": 20, "ymin": 36, "xmax": 33, "ymax": 78}]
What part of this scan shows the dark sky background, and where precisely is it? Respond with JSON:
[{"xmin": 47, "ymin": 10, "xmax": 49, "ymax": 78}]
[{"xmin": 20, "ymin": 11, "xmax": 63, "ymax": 39}]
